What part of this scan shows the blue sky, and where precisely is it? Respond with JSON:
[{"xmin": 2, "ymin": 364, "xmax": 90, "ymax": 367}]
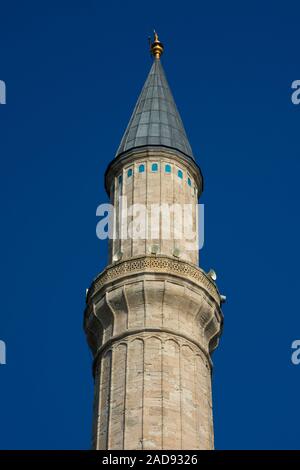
[{"xmin": 0, "ymin": 0, "xmax": 299, "ymax": 449}]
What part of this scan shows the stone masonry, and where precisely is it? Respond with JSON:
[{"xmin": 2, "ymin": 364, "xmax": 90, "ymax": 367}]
[{"xmin": 84, "ymin": 35, "xmax": 223, "ymax": 450}]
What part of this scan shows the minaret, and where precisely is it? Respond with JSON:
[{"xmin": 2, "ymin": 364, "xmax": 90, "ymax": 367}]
[{"xmin": 84, "ymin": 33, "xmax": 224, "ymax": 450}]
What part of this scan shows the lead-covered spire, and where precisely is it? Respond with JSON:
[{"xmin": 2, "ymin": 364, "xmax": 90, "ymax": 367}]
[{"xmin": 115, "ymin": 32, "xmax": 194, "ymax": 160}]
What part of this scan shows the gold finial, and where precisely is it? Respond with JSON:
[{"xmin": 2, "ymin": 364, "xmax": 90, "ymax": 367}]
[{"xmin": 150, "ymin": 30, "xmax": 164, "ymax": 59}]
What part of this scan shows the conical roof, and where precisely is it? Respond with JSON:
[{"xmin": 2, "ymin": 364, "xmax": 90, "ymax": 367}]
[{"xmin": 116, "ymin": 58, "xmax": 194, "ymax": 160}]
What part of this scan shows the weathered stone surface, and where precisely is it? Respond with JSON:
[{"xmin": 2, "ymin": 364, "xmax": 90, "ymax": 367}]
[
  {"xmin": 85, "ymin": 264, "xmax": 223, "ymax": 450},
  {"xmin": 105, "ymin": 148, "xmax": 203, "ymax": 266}
]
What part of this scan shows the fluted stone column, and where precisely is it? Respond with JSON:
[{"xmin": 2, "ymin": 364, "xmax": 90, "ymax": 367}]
[{"xmin": 84, "ymin": 255, "xmax": 223, "ymax": 449}]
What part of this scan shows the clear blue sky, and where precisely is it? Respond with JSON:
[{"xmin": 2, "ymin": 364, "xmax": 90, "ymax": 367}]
[{"xmin": 0, "ymin": 0, "xmax": 299, "ymax": 450}]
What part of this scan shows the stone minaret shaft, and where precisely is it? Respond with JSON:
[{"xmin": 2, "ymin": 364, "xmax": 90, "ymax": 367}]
[{"xmin": 84, "ymin": 33, "xmax": 223, "ymax": 450}]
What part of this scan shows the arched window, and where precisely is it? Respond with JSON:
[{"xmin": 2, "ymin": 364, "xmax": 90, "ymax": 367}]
[
  {"xmin": 138, "ymin": 164, "xmax": 145, "ymax": 173},
  {"xmin": 165, "ymin": 164, "xmax": 171, "ymax": 173},
  {"xmin": 177, "ymin": 169, "xmax": 183, "ymax": 179},
  {"xmin": 151, "ymin": 163, "xmax": 158, "ymax": 172},
  {"xmin": 127, "ymin": 168, "xmax": 133, "ymax": 178}
]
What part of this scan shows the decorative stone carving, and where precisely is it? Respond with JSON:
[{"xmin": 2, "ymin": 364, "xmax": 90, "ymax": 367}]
[{"xmin": 87, "ymin": 255, "xmax": 220, "ymax": 306}]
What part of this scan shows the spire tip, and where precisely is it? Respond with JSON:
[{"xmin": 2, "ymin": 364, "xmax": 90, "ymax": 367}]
[{"xmin": 150, "ymin": 30, "xmax": 164, "ymax": 59}]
